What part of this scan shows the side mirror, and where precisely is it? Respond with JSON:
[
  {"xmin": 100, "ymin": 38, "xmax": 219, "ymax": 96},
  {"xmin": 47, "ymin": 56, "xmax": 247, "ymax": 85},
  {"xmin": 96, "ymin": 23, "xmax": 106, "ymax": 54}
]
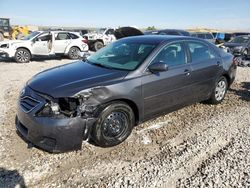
[{"xmin": 148, "ymin": 62, "xmax": 168, "ymax": 73}]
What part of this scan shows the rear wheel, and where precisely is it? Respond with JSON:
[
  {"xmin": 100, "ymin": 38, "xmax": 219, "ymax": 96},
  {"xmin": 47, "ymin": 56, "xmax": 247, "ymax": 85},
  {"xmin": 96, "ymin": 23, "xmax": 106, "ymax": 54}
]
[
  {"xmin": 93, "ymin": 41, "xmax": 104, "ymax": 51},
  {"xmin": 208, "ymin": 76, "xmax": 228, "ymax": 104},
  {"xmin": 15, "ymin": 48, "xmax": 31, "ymax": 63},
  {"xmin": 91, "ymin": 102, "xmax": 135, "ymax": 147},
  {"xmin": 68, "ymin": 47, "xmax": 81, "ymax": 59}
]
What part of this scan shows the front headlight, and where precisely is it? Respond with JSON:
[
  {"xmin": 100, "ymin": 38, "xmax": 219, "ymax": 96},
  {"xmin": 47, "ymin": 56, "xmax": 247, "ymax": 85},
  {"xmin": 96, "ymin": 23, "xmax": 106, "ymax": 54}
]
[
  {"xmin": 0, "ymin": 43, "xmax": 9, "ymax": 48},
  {"xmin": 50, "ymin": 103, "xmax": 60, "ymax": 114},
  {"xmin": 37, "ymin": 97, "xmax": 81, "ymax": 117},
  {"xmin": 37, "ymin": 103, "xmax": 60, "ymax": 117}
]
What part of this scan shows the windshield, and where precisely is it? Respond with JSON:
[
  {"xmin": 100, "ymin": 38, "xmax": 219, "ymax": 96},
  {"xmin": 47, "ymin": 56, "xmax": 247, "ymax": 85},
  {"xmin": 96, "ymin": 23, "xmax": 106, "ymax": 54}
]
[
  {"xmin": 21, "ymin": 31, "xmax": 40, "ymax": 40},
  {"xmin": 229, "ymin": 36, "xmax": 250, "ymax": 43},
  {"xmin": 86, "ymin": 40, "xmax": 157, "ymax": 71}
]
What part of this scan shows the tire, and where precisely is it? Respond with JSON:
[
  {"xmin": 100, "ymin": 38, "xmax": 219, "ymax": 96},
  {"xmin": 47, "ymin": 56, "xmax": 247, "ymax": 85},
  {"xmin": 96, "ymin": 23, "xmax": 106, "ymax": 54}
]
[
  {"xmin": 15, "ymin": 48, "xmax": 31, "ymax": 63},
  {"xmin": 91, "ymin": 102, "xmax": 135, "ymax": 147},
  {"xmin": 0, "ymin": 33, "xmax": 4, "ymax": 41},
  {"xmin": 93, "ymin": 41, "xmax": 104, "ymax": 51},
  {"xmin": 208, "ymin": 76, "xmax": 228, "ymax": 104},
  {"xmin": 68, "ymin": 47, "xmax": 81, "ymax": 59}
]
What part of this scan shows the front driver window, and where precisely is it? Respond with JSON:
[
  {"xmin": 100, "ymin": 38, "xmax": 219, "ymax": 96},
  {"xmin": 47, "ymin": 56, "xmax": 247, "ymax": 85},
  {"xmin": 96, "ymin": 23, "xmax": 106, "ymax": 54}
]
[
  {"xmin": 151, "ymin": 43, "xmax": 186, "ymax": 67},
  {"xmin": 37, "ymin": 33, "xmax": 51, "ymax": 41}
]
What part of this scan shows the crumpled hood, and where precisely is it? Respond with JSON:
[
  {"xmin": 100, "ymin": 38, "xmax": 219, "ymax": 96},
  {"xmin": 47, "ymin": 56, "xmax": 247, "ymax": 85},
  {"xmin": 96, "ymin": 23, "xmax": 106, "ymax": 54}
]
[{"xmin": 28, "ymin": 61, "xmax": 128, "ymax": 98}]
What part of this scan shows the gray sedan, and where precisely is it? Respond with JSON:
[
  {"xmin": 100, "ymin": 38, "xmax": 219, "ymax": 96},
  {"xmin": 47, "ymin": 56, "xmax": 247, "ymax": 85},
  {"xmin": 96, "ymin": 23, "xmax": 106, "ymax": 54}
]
[{"xmin": 16, "ymin": 35, "xmax": 237, "ymax": 152}]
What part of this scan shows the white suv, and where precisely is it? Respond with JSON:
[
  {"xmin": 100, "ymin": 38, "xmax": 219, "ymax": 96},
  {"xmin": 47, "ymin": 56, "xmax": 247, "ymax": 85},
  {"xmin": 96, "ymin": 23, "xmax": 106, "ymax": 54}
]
[
  {"xmin": 0, "ymin": 30, "xmax": 89, "ymax": 63},
  {"xmin": 84, "ymin": 28, "xmax": 116, "ymax": 51}
]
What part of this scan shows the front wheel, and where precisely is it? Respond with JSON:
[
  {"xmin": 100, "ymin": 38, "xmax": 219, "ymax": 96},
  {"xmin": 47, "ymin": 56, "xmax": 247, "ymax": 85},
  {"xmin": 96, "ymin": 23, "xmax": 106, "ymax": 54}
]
[
  {"xmin": 208, "ymin": 76, "xmax": 228, "ymax": 104},
  {"xmin": 15, "ymin": 48, "xmax": 31, "ymax": 63},
  {"xmin": 68, "ymin": 47, "xmax": 81, "ymax": 59},
  {"xmin": 91, "ymin": 102, "xmax": 135, "ymax": 147}
]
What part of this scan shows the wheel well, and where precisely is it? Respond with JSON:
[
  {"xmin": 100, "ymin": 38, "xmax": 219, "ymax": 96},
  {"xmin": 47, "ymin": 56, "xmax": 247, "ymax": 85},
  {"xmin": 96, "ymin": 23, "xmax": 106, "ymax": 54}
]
[
  {"xmin": 222, "ymin": 74, "xmax": 231, "ymax": 86},
  {"xmin": 70, "ymin": 46, "xmax": 81, "ymax": 50},
  {"xmin": 106, "ymin": 99, "xmax": 139, "ymax": 125},
  {"xmin": 16, "ymin": 47, "xmax": 31, "ymax": 56}
]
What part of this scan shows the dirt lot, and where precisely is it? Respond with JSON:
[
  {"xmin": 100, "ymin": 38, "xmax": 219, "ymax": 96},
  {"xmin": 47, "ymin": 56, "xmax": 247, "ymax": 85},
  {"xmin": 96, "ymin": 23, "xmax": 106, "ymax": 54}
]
[{"xmin": 0, "ymin": 57, "xmax": 249, "ymax": 188}]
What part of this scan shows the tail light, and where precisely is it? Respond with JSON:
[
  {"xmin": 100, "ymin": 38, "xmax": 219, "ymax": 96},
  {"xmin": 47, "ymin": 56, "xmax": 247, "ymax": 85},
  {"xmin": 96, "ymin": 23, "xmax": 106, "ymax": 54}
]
[{"xmin": 82, "ymin": 38, "xmax": 88, "ymax": 44}]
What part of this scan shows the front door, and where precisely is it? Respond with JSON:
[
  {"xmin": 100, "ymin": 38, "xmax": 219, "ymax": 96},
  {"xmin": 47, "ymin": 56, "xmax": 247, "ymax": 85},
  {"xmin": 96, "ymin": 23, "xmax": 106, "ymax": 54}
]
[
  {"xmin": 142, "ymin": 42, "xmax": 193, "ymax": 119},
  {"xmin": 32, "ymin": 32, "xmax": 51, "ymax": 55}
]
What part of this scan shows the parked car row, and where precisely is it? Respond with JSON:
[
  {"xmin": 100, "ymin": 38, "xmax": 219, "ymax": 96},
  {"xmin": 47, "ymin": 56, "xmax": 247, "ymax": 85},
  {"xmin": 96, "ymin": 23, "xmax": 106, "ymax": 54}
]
[{"xmin": 0, "ymin": 27, "xmax": 249, "ymax": 63}]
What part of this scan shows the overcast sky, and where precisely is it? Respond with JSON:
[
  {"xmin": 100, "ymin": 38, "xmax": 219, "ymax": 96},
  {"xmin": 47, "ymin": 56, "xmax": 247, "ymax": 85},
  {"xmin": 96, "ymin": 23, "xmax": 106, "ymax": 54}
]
[{"xmin": 1, "ymin": 0, "xmax": 250, "ymax": 30}]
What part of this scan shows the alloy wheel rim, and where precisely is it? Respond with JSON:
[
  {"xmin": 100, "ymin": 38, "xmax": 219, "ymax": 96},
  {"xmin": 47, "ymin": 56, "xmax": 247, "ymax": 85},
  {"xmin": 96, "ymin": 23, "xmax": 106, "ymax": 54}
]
[
  {"xmin": 103, "ymin": 111, "xmax": 128, "ymax": 138},
  {"xmin": 215, "ymin": 80, "xmax": 226, "ymax": 101},
  {"xmin": 16, "ymin": 50, "xmax": 29, "ymax": 62},
  {"xmin": 70, "ymin": 48, "xmax": 80, "ymax": 59}
]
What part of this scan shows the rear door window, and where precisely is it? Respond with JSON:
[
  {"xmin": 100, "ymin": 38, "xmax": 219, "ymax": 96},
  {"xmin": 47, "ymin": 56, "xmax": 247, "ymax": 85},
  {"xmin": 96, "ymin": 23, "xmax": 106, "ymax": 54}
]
[
  {"xmin": 151, "ymin": 42, "xmax": 187, "ymax": 67},
  {"xmin": 55, "ymin": 33, "xmax": 70, "ymax": 40},
  {"xmin": 187, "ymin": 41, "xmax": 216, "ymax": 63}
]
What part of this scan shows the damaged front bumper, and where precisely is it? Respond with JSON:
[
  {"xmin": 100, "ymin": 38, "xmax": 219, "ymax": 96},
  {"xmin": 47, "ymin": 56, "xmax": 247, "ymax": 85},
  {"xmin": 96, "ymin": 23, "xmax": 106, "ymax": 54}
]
[
  {"xmin": 0, "ymin": 49, "xmax": 10, "ymax": 58},
  {"xmin": 15, "ymin": 87, "xmax": 97, "ymax": 153}
]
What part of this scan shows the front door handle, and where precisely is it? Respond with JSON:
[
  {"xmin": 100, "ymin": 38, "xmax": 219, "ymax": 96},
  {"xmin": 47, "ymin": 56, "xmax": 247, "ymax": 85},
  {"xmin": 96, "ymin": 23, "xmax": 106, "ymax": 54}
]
[{"xmin": 184, "ymin": 69, "xmax": 191, "ymax": 76}]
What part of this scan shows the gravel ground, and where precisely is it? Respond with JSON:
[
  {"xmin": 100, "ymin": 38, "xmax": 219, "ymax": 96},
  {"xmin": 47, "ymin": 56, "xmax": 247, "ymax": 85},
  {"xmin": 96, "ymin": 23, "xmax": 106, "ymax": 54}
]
[{"xmin": 0, "ymin": 57, "xmax": 249, "ymax": 188}]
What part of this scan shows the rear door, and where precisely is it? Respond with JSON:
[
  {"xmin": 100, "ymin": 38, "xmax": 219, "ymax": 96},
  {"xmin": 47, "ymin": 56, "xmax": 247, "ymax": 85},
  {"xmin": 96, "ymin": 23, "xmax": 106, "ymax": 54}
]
[
  {"xmin": 186, "ymin": 40, "xmax": 223, "ymax": 101},
  {"xmin": 54, "ymin": 32, "xmax": 71, "ymax": 53},
  {"xmin": 142, "ymin": 41, "xmax": 193, "ymax": 119}
]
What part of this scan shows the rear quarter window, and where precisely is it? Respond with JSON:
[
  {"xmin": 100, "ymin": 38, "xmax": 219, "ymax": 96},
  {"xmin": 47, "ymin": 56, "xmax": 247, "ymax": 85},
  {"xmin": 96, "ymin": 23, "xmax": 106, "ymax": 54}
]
[{"xmin": 69, "ymin": 33, "xmax": 79, "ymax": 39}]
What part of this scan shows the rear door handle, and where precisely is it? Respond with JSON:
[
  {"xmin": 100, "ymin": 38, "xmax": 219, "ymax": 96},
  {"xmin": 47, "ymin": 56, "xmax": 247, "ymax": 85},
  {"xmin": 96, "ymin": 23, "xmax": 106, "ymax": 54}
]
[{"xmin": 184, "ymin": 69, "xmax": 191, "ymax": 76}]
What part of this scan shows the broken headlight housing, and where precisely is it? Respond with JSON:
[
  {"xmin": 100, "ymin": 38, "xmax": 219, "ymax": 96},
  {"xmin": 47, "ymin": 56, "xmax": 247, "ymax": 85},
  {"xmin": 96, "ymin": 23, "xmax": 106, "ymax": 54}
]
[
  {"xmin": 37, "ymin": 97, "xmax": 83, "ymax": 118},
  {"xmin": 37, "ymin": 102, "xmax": 61, "ymax": 117}
]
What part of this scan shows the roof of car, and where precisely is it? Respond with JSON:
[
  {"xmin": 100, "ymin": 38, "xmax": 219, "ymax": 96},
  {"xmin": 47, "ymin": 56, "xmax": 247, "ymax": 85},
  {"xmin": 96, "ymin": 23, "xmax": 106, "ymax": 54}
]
[{"xmin": 119, "ymin": 35, "xmax": 194, "ymax": 44}]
